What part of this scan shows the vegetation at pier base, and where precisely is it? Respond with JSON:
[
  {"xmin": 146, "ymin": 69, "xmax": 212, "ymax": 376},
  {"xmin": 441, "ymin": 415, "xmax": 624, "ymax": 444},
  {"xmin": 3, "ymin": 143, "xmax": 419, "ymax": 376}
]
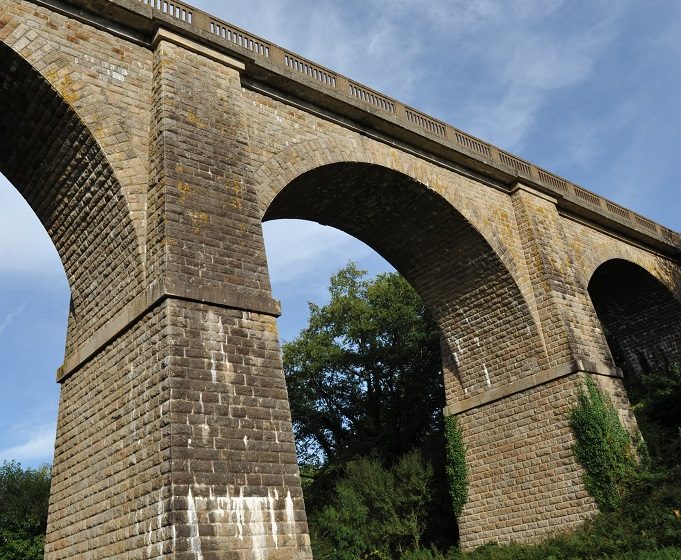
[
  {"xmin": 310, "ymin": 452, "xmax": 434, "ymax": 560},
  {"xmin": 624, "ymin": 361, "xmax": 681, "ymax": 467},
  {"xmin": 283, "ymin": 264, "xmax": 460, "ymax": 557},
  {"xmin": 0, "ymin": 461, "xmax": 51, "ymax": 560}
]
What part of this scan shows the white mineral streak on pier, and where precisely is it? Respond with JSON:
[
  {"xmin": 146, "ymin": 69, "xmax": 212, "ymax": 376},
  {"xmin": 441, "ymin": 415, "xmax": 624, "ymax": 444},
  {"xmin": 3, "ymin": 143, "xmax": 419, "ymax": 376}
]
[
  {"xmin": 145, "ymin": 488, "xmax": 166, "ymax": 558},
  {"xmin": 207, "ymin": 311, "xmax": 230, "ymax": 384},
  {"xmin": 157, "ymin": 489, "xmax": 165, "ymax": 557},
  {"xmin": 187, "ymin": 488, "xmax": 204, "ymax": 560},
  {"xmin": 452, "ymin": 337, "xmax": 463, "ymax": 368},
  {"xmin": 268, "ymin": 488, "xmax": 279, "ymax": 547},
  {"xmin": 285, "ymin": 491, "xmax": 296, "ymax": 536},
  {"xmin": 210, "ymin": 352, "xmax": 217, "ymax": 383},
  {"xmin": 483, "ymin": 364, "xmax": 492, "ymax": 387},
  {"xmin": 145, "ymin": 522, "xmax": 152, "ymax": 558},
  {"xmin": 194, "ymin": 487, "xmax": 297, "ymax": 558}
]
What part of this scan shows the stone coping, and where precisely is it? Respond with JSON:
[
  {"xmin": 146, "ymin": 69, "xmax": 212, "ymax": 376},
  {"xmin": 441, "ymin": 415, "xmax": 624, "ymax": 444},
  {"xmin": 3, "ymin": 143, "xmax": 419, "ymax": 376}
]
[
  {"xmin": 443, "ymin": 359, "xmax": 624, "ymax": 416},
  {"xmin": 56, "ymin": 281, "xmax": 281, "ymax": 383}
]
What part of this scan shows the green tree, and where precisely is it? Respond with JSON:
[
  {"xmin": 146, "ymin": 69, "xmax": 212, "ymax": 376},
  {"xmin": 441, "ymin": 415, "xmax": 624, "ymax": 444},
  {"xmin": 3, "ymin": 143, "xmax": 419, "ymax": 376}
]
[
  {"xmin": 283, "ymin": 263, "xmax": 460, "ymax": 553},
  {"xmin": 444, "ymin": 416, "xmax": 468, "ymax": 518},
  {"xmin": 626, "ymin": 362, "xmax": 681, "ymax": 466},
  {"xmin": 0, "ymin": 461, "xmax": 51, "ymax": 560},
  {"xmin": 283, "ymin": 263, "xmax": 444, "ymax": 466}
]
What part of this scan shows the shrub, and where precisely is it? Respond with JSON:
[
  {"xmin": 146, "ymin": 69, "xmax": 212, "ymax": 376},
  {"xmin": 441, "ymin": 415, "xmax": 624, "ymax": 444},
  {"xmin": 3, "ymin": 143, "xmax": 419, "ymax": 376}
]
[
  {"xmin": 311, "ymin": 451, "xmax": 434, "ymax": 560},
  {"xmin": 0, "ymin": 461, "xmax": 51, "ymax": 560},
  {"xmin": 628, "ymin": 362, "xmax": 681, "ymax": 466}
]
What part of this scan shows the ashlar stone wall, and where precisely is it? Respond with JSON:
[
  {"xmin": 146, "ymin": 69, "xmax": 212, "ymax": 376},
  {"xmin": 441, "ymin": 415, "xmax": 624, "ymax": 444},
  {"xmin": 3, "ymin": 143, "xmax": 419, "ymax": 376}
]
[{"xmin": 0, "ymin": 1, "xmax": 679, "ymax": 556}]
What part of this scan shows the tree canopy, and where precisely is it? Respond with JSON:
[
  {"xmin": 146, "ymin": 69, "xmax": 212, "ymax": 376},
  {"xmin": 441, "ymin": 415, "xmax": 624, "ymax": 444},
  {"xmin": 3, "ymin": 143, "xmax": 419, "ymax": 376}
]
[
  {"xmin": 283, "ymin": 263, "xmax": 458, "ymax": 556},
  {"xmin": 0, "ymin": 461, "xmax": 51, "ymax": 560},
  {"xmin": 283, "ymin": 263, "xmax": 445, "ymax": 467}
]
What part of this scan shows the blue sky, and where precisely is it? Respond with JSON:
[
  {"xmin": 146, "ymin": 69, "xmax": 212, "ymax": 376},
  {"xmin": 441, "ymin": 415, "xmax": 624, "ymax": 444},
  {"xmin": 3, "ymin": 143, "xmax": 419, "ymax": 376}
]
[{"xmin": 1, "ymin": 0, "xmax": 680, "ymax": 468}]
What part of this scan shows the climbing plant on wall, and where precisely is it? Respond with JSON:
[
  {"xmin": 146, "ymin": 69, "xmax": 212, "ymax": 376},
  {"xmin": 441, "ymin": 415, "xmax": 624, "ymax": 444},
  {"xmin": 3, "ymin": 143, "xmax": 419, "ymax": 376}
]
[
  {"xmin": 569, "ymin": 376, "xmax": 637, "ymax": 511},
  {"xmin": 444, "ymin": 415, "xmax": 468, "ymax": 517}
]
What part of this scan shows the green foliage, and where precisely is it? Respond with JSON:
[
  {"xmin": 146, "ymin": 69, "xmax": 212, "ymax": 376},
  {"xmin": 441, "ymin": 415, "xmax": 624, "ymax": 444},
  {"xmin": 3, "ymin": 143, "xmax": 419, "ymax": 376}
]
[
  {"xmin": 284, "ymin": 263, "xmax": 459, "ymax": 552},
  {"xmin": 435, "ymin": 466, "xmax": 681, "ymax": 559},
  {"xmin": 310, "ymin": 451, "xmax": 434, "ymax": 560},
  {"xmin": 0, "ymin": 532, "xmax": 45, "ymax": 560},
  {"xmin": 443, "ymin": 416, "xmax": 467, "ymax": 517},
  {"xmin": 283, "ymin": 263, "xmax": 444, "ymax": 466},
  {"xmin": 626, "ymin": 362, "xmax": 681, "ymax": 466},
  {"xmin": 582, "ymin": 466, "xmax": 681, "ymax": 553},
  {"xmin": 0, "ymin": 461, "xmax": 51, "ymax": 560},
  {"xmin": 569, "ymin": 376, "xmax": 637, "ymax": 511},
  {"xmin": 442, "ymin": 545, "xmax": 681, "ymax": 560}
]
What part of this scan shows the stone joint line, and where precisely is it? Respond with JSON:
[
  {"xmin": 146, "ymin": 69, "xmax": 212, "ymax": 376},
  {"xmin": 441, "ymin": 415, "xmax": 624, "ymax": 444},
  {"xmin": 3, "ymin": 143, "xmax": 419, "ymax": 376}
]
[
  {"xmin": 56, "ymin": 283, "xmax": 281, "ymax": 383},
  {"xmin": 443, "ymin": 359, "xmax": 624, "ymax": 416}
]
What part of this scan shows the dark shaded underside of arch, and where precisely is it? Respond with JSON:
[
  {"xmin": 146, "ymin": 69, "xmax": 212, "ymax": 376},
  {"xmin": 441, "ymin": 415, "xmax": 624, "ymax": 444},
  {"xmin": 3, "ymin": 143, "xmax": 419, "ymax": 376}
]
[
  {"xmin": 264, "ymin": 162, "xmax": 547, "ymax": 395},
  {"xmin": 0, "ymin": 42, "xmax": 142, "ymax": 350},
  {"xmin": 589, "ymin": 259, "xmax": 681, "ymax": 377}
]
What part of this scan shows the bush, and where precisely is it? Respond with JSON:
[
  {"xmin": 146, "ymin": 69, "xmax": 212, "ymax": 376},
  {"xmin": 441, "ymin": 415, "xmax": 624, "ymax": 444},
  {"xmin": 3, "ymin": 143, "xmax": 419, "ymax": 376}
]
[
  {"xmin": 311, "ymin": 451, "xmax": 433, "ymax": 560},
  {"xmin": 0, "ymin": 461, "xmax": 51, "ymax": 560},
  {"xmin": 628, "ymin": 362, "xmax": 681, "ymax": 466},
  {"xmin": 577, "ymin": 465, "xmax": 681, "ymax": 553},
  {"xmin": 0, "ymin": 532, "xmax": 45, "ymax": 560}
]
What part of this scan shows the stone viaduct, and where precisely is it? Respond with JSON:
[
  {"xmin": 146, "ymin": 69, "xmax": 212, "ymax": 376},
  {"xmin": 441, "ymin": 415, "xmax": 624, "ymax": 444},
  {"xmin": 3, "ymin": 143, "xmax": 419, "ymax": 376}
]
[{"xmin": 1, "ymin": 0, "xmax": 680, "ymax": 557}]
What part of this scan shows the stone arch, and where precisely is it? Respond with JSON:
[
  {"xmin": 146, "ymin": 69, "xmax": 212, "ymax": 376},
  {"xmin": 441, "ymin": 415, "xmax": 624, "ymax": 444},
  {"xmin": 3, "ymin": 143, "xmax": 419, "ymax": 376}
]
[
  {"xmin": 254, "ymin": 137, "xmax": 526, "ymax": 290},
  {"xmin": 262, "ymin": 161, "xmax": 549, "ymax": 403},
  {"xmin": 588, "ymin": 258, "xmax": 681, "ymax": 377},
  {"xmin": 578, "ymin": 240, "xmax": 681, "ymax": 302},
  {"xmin": 0, "ymin": 0, "xmax": 150, "ymax": 248},
  {"xmin": 0, "ymin": 41, "xmax": 144, "ymax": 350}
]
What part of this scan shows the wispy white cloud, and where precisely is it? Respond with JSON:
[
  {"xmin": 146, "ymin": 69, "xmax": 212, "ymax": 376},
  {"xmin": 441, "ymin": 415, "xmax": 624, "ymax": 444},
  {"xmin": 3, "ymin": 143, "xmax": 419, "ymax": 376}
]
[
  {"xmin": 0, "ymin": 303, "xmax": 26, "ymax": 338},
  {"xmin": 368, "ymin": 0, "xmax": 565, "ymax": 33},
  {"xmin": 553, "ymin": 97, "xmax": 639, "ymax": 171},
  {"xmin": 194, "ymin": 0, "xmax": 429, "ymax": 102},
  {"xmin": 263, "ymin": 219, "xmax": 374, "ymax": 286},
  {"xmin": 195, "ymin": 0, "xmax": 630, "ymax": 153},
  {"xmin": 456, "ymin": 3, "xmax": 627, "ymax": 151},
  {"xmin": 0, "ymin": 422, "xmax": 56, "ymax": 464}
]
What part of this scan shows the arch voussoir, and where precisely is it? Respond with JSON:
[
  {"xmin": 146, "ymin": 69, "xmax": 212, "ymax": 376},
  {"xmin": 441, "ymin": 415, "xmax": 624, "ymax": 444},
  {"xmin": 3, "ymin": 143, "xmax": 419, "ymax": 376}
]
[
  {"xmin": 0, "ymin": 39, "xmax": 144, "ymax": 351},
  {"xmin": 0, "ymin": 0, "xmax": 151, "ymax": 251}
]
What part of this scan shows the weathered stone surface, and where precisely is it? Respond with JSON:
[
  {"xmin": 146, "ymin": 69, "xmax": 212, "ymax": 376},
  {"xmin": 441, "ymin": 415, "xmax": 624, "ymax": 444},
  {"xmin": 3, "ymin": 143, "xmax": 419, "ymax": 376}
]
[{"xmin": 0, "ymin": 0, "xmax": 679, "ymax": 557}]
